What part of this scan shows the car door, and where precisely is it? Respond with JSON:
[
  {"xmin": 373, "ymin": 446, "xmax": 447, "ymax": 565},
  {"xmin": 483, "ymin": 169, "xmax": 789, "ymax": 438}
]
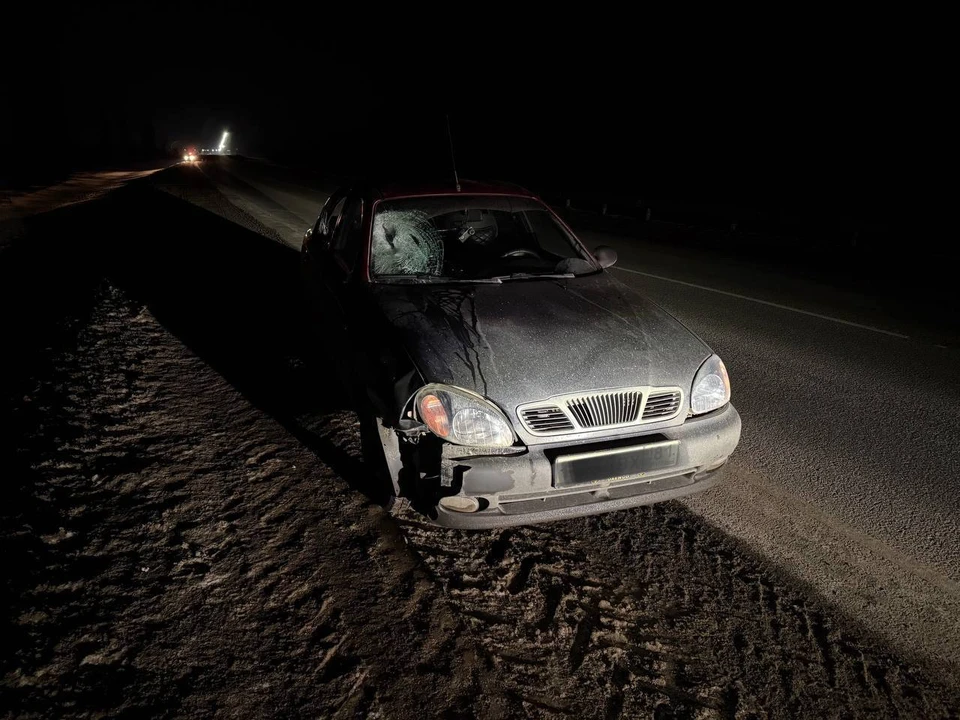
[
  {"xmin": 332, "ymin": 197, "xmax": 403, "ymax": 418},
  {"xmin": 307, "ymin": 192, "xmax": 363, "ymax": 341},
  {"xmin": 302, "ymin": 189, "xmax": 348, "ymax": 330}
]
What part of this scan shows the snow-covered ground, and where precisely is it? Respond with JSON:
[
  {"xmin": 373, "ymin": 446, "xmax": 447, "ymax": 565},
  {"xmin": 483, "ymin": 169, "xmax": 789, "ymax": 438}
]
[
  {"xmin": 0, "ymin": 164, "xmax": 170, "ymax": 224},
  {"xmin": 2, "ymin": 159, "xmax": 958, "ymax": 717}
]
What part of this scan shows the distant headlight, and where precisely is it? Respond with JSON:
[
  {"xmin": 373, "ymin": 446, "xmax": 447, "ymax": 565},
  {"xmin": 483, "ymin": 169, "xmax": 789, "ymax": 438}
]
[
  {"xmin": 415, "ymin": 384, "xmax": 515, "ymax": 447},
  {"xmin": 690, "ymin": 354, "xmax": 731, "ymax": 415}
]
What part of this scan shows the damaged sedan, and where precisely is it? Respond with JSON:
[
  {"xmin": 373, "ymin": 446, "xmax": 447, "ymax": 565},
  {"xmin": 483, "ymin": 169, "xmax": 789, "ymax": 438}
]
[{"xmin": 301, "ymin": 180, "xmax": 741, "ymax": 528}]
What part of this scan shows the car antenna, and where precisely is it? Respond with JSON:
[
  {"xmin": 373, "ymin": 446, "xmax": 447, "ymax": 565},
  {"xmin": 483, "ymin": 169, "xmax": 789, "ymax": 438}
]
[{"xmin": 445, "ymin": 114, "xmax": 461, "ymax": 192}]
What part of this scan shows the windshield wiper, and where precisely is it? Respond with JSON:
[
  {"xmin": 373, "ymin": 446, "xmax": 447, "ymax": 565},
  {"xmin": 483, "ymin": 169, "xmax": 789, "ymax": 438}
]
[
  {"xmin": 490, "ymin": 272, "xmax": 576, "ymax": 281},
  {"xmin": 375, "ymin": 274, "xmax": 502, "ymax": 284}
]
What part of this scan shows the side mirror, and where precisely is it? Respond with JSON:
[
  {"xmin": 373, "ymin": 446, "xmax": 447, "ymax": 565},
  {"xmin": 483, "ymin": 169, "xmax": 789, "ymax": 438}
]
[{"xmin": 593, "ymin": 245, "xmax": 618, "ymax": 268}]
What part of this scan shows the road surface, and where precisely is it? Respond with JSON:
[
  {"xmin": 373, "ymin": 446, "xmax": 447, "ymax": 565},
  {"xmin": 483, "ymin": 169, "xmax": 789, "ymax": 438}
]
[{"xmin": 3, "ymin": 156, "xmax": 958, "ymax": 718}]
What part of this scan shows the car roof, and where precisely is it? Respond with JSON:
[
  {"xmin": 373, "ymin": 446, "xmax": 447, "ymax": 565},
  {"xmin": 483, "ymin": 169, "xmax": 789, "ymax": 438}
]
[{"xmin": 368, "ymin": 178, "xmax": 538, "ymax": 201}]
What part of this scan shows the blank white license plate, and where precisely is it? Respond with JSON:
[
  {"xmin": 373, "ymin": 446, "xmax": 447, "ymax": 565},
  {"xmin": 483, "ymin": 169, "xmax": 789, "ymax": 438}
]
[{"xmin": 554, "ymin": 440, "xmax": 680, "ymax": 488}]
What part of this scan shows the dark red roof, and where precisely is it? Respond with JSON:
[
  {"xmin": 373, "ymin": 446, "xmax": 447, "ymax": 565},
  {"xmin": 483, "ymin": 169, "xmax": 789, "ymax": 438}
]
[{"xmin": 372, "ymin": 178, "xmax": 536, "ymax": 200}]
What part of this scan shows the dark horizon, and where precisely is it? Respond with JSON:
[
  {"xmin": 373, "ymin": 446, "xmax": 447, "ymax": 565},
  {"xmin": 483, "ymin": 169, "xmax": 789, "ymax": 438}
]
[{"xmin": 7, "ymin": 4, "xmax": 945, "ymax": 230}]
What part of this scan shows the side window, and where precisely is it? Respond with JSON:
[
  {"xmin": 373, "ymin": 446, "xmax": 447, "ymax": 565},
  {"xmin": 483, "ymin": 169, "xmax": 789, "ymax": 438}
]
[
  {"xmin": 332, "ymin": 198, "xmax": 364, "ymax": 271},
  {"xmin": 314, "ymin": 191, "xmax": 347, "ymax": 242},
  {"xmin": 326, "ymin": 196, "xmax": 347, "ymax": 240}
]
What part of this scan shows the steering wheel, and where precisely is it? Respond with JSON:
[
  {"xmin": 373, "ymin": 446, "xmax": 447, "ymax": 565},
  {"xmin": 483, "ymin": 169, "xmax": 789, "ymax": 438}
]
[{"xmin": 500, "ymin": 248, "xmax": 541, "ymax": 260}]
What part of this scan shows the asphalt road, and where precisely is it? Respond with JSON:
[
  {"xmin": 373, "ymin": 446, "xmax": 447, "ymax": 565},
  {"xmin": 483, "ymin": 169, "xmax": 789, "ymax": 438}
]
[
  {"xmin": 5, "ymin": 156, "xmax": 959, "ymax": 717},
  {"xmin": 182, "ymin": 156, "xmax": 960, "ymax": 672}
]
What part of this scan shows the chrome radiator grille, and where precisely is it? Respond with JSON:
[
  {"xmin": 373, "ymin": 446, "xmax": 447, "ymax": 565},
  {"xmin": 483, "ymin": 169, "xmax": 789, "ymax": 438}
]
[
  {"xmin": 520, "ymin": 406, "xmax": 574, "ymax": 433},
  {"xmin": 565, "ymin": 390, "xmax": 642, "ymax": 428},
  {"xmin": 517, "ymin": 386, "xmax": 685, "ymax": 436},
  {"xmin": 641, "ymin": 390, "xmax": 682, "ymax": 420}
]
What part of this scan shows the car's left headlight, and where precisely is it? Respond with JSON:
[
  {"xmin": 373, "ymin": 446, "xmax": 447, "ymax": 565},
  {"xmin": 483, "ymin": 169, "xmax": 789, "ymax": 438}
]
[
  {"xmin": 690, "ymin": 354, "xmax": 731, "ymax": 415},
  {"xmin": 414, "ymin": 384, "xmax": 516, "ymax": 447}
]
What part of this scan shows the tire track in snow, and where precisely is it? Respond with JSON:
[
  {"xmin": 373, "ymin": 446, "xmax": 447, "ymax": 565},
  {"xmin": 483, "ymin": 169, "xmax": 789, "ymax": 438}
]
[{"xmin": 396, "ymin": 504, "xmax": 960, "ymax": 718}]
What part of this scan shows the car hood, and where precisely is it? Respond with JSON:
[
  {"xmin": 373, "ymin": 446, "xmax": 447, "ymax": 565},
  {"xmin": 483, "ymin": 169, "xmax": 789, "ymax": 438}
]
[{"xmin": 371, "ymin": 272, "xmax": 711, "ymax": 415}]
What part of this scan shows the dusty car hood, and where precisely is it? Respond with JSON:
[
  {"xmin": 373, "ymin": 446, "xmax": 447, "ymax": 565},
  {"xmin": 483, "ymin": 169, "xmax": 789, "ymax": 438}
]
[{"xmin": 370, "ymin": 272, "xmax": 711, "ymax": 416}]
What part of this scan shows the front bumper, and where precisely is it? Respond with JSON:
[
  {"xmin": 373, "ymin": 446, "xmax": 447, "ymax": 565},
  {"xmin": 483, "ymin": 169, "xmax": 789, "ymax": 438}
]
[{"xmin": 432, "ymin": 402, "xmax": 741, "ymax": 529}]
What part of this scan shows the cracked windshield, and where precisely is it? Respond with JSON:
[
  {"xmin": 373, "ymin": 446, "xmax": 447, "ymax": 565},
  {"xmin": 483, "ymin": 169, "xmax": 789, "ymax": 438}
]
[{"xmin": 371, "ymin": 196, "xmax": 599, "ymax": 281}]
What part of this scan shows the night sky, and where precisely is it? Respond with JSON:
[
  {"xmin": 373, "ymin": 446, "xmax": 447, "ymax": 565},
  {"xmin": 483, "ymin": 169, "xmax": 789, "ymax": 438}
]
[{"xmin": 8, "ymin": 4, "xmax": 943, "ymax": 228}]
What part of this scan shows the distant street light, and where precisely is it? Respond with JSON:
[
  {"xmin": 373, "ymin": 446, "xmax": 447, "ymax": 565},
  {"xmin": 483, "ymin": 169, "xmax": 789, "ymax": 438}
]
[{"xmin": 218, "ymin": 131, "xmax": 230, "ymax": 153}]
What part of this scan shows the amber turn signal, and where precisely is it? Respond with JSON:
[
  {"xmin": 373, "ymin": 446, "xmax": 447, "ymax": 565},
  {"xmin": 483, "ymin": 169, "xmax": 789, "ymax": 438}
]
[{"xmin": 419, "ymin": 393, "xmax": 450, "ymax": 437}]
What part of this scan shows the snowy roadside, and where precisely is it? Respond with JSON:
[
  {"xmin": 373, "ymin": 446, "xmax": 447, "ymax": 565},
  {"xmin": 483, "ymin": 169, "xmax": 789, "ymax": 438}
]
[
  {"xmin": 0, "ymin": 165, "xmax": 171, "ymax": 222},
  {"xmin": 0, "ymin": 164, "xmax": 172, "ymax": 254},
  {"xmin": 3, "ymin": 283, "xmax": 513, "ymax": 718}
]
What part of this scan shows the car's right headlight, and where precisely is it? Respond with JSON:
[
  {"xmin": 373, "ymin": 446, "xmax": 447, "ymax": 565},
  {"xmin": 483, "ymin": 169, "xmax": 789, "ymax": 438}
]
[
  {"xmin": 414, "ymin": 384, "xmax": 516, "ymax": 447},
  {"xmin": 690, "ymin": 354, "xmax": 731, "ymax": 415}
]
